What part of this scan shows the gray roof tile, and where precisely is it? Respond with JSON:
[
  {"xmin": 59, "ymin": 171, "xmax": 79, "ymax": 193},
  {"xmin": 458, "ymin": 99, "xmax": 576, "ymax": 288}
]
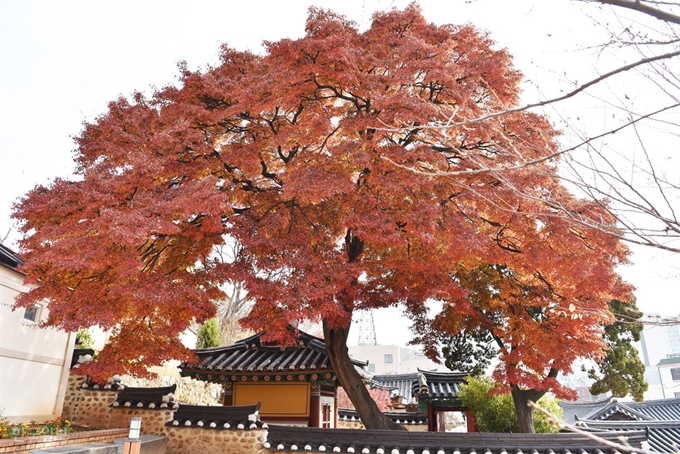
[
  {"xmin": 576, "ymin": 419, "xmax": 680, "ymax": 453},
  {"xmin": 338, "ymin": 409, "xmax": 428, "ymax": 425},
  {"xmin": 181, "ymin": 328, "xmax": 365, "ymax": 376},
  {"xmin": 111, "ymin": 385, "xmax": 177, "ymax": 409},
  {"xmin": 168, "ymin": 403, "xmax": 266, "ymax": 430},
  {"xmin": 264, "ymin": 425, "xmax": 647, "ymax": 454},
  {"xmin": 0, "ymin": 243, "xmax": 23, "ymax": 272}
]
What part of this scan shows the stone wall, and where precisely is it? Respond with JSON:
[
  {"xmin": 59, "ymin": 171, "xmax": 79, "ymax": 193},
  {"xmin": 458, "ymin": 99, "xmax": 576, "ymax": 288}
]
[
  {"xmin": 61, "ymin": 375, "xmax": 121, "ymax": 428},
  {"xmin": 60, "ymin": 374, "xmax": 85, "ymax": 423},
  {"xmin": 337, "ymin": 420, "xmax": 364, "ymax": 430},
  {"xmin": 0, "ymin": 428, "xmax": 128, "ymax": 454},
  {"xmin": 0, "ymin": 426, "xmax": 265, "ymax": 454},
  {"xmin": 164, "ymin": 427, "xmax": 266, "ymax": 454},
  {"xmin": 58, "ymin": 377, "xmax": 265, "ymax": 454},
  {"xmin": 109, "ymin": 408, "xmax": 174, "ymax": 436}
]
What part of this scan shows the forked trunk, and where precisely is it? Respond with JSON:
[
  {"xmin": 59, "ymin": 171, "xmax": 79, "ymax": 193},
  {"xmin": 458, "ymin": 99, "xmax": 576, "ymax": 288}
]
[
  {"xmin": 323, "ymin": 319, "xmax": 405, "ymax": 430},
  {"xmin": 510, "ymin": 386, "xmax": 542, "ymax": 433}
]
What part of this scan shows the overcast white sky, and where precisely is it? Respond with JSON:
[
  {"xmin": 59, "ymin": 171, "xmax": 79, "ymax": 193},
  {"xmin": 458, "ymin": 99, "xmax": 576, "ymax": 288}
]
[{"xmin": 1, "ymin": 0, "xmax": 678, "ymax": 344}]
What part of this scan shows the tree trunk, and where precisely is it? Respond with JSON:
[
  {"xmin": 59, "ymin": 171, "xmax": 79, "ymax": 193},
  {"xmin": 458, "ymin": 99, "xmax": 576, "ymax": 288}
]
[
  {"xmin": 510, "ymin": 385, "xmax": 544, "ymax": 433},
  {"xmin": 323, "ymin": 319, "xmax": 405, "ymax": 430}
]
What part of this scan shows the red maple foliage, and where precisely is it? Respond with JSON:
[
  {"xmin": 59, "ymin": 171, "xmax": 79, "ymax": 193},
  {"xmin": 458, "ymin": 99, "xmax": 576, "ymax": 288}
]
[{"xmin": 12, "ymin": 5, "xmax": 631, "ymax": 430}]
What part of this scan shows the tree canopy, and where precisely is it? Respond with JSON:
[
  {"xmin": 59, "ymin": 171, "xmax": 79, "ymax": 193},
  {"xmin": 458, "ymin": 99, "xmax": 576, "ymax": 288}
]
[
  {"xmin": 196, "ymin": 317, "xmax": 221, "ymax": 349},
  {"xmin": 458, "ymin": 375, "xmax": 562, "ymax": 434},
  {"xmin": 13, "ymin": 4, "xmax": 631, "ymax": 430},
  {"xmin": 585, "ymin": 299, "xmax": 648, "ymax": 401}
]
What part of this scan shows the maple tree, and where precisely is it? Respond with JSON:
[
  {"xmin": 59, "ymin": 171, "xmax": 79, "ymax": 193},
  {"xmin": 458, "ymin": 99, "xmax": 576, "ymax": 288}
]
[
  {"xmin": 13, "ymin": 5, "xmax": 631, "ymax": 430},
  {"xmin": 432, "ymin": 263, "xmax": 630, "ymax": 433}
]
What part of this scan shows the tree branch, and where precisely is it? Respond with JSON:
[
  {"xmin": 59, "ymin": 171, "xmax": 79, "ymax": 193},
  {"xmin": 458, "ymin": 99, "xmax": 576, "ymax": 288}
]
[{"xmin": 593, "ymin": 0, "xmax": 680, "ymax": 25}]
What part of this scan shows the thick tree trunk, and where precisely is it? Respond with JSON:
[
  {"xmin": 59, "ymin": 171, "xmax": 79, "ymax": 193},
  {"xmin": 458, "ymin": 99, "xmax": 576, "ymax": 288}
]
[
  {"xmin": 510, "ymin": 385, "xmax": 544, "ymax": 434},
  {"xmin": 323, "ymin": 319, "xmax": 405, "ymax": 430}
]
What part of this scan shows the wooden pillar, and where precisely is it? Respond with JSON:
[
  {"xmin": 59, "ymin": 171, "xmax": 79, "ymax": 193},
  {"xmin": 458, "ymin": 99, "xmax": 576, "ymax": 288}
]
[
  {"xmin": 466, "ymin": 409, "xmax": 476, "ymax": 433},
  {"xmin": 310, "ymin": 390, "xmax": 321, "ymax": 427},
  {"xmin": 334, "ymin": 390, "xmax": 339, "ymax": 429},
  {"xmin": 123, "ymin": 441, "xmax": 141, "ymax": 454},
  {"xmin": 427, "ymin": 402, "xmax": 436, "ymax": 432},
  {"xmin": 222, "ymin": 383, "xmax": 233, "ymax": 406}
]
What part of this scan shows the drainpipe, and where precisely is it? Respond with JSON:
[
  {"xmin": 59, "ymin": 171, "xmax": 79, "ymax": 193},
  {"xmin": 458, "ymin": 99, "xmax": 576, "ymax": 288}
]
[{"xmin": 659, "ymin": 366, "xmax": 666, "ymax": 399}]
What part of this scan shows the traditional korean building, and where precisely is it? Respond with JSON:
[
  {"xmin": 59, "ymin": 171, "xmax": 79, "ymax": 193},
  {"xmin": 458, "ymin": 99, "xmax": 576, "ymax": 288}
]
[
  {"xmin": 373, "ymin": 370, "xmax": 473, "ymax": 432},
  {"xmin": 560, "ymin": 396, "xmax": 680, "ymax": 452},
  {"xmin": 179, "ymin": 327, "xmax": 368, "ymax": 428},
  {"xmin": 413, "ymin": 370, "xmax": 473, "ymax": 432}
]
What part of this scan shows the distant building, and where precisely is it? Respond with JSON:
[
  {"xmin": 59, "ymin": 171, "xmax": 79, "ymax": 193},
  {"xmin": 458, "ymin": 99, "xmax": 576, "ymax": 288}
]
[
  {"xmin": 638, "ymin": 316, "xmax": 680, "ymax": 399},
  {"xmin": 0, "ymin": 243, "xmax": 76, "ymax": 422},
  {"xmin": 348, "ymin": 344, "xmax": 442, "ymax": 375}
]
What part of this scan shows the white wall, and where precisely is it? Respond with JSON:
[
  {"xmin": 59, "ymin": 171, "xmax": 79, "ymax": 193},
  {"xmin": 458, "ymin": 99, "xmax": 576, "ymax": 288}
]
[
  {"xmin": 637, "ymin": 319, "xmax": 680, "ymax": 400},
  {"xmin": 348, "ymin": 345, "xmax": 442, "ymax": 375},
  {"xmin": 0, "ymin": 265, "xmax": 75, "ymax": 422}
]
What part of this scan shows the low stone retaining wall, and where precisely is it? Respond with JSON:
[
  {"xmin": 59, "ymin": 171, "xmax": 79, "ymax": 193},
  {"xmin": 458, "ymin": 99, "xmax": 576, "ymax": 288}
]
[
  {"xmin": 0, "ymin": 428, "xmax": 128, "ymax": 454},
  {"xmin": 164, "ymin": 427, "xmax": 266, "ymax": 454}
]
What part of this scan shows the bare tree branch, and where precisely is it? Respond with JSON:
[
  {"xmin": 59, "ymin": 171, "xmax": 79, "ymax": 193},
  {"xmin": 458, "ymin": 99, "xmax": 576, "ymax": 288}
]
[{"xmin": 591, "ymin": 0, "xmax": 680, "ymax": 25}]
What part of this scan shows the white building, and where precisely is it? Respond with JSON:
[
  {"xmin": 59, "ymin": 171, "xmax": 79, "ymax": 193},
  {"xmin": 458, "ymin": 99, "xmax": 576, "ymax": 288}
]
[
  {"xmin": 348, "ymin": 344, "xmax": 443, "ymax": 375},
  {"xmin": 0, "ymin": 244, "xmax": 75, "ymax": 422},
  {"xmin": 638, "ymin": 317, "xmax": 680, "ymax": 400}
]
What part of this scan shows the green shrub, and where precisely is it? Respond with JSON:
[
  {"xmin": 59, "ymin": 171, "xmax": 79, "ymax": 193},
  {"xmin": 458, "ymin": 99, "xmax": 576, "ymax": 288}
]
[{"xmin": 458, "ymin": 375, "xmax": 562, "ymax": 433}]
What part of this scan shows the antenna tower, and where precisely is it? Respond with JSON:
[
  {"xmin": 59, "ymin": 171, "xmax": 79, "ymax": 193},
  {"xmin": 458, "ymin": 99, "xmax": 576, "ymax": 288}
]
[{"xmin": 357, "ymin": 309, "xmax": 377, "ymax": 346}]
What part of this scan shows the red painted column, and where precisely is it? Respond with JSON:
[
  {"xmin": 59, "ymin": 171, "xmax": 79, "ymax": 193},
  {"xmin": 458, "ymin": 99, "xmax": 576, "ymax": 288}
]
[
  {"xmin": 466, "ymin": 409, "xmax": 476, "ymax": 432},
  {"xmin": 310, "ymin": 391, "xmax": 321, "ymax": 427},
  {"xmin": 222, "ymin": 384, "xmax": 233, "ymax": 406}
]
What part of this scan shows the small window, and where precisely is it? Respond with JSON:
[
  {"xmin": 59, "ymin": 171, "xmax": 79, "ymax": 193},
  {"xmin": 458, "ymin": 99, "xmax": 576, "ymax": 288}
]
[
  {"xmin": 368, "ymin": 363, "xmax": 376, "ymax": 373},
  {"xmin": 23, "ymin": 305, "xmax": 40, "ymax": 323},
  {"xmin": 384, "ymin": 354, "xmax": 393, "ymax": 364},
  {"xmin": 671, "ymin": 367, "xmax": 680, "ymax": 381}
]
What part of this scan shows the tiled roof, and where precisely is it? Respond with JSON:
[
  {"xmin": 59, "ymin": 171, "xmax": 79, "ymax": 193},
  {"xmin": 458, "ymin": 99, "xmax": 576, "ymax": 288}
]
[
  {"xmin": 576, "ymin": 419, "xmax": 680, "ymax": 453},
  {"xmin": 111, "ymin": 385, "xmax": 178, "ymax": 409},
  {"xmin": 631, "ymin": 397, "xmax": 680, "ymax": 421},
  {"xmin": 371, "ymin": 371, "xmax": 468, "ymax": 404},
  {"xmin": 263, "ymin": 425, "xmax": 647, "ymax": 454},
  {"xmin": 559, "ymin": 398, "xmax": 616, "ymax": 423},
  {"xmin": 338, "ymin": 409, "xmax": 427, "ymax": 425},
  {"xmin": 582, "ymin": 401, "xmax": 653, "ymax": 422},
  {"xmin": 71, "ymin": 348, "xmax": 95, "ymax": 368},
  {"xmin": 562, "ymin": 397, "xmax": 680, "ymax": 423},
  {"xmin": 80, "ymin": 375, "xmax": 126, "ymax": 391},
  {"xmin": 413, "ymin": 370, "xmax": 468, "ymax": 400},
  {"xmin": 372, "ymin": 374, "xmax": 419, "ymax": 405},
  {"xmin": 181, "ymin": 328, "xmax": 364, "ymax": 377},
  {"xmin": 168, "ymin": 403, "xmax": 267, "ymax": 430},
  {"xmin": 0, "ymin": 243, "xmax": 23, "ymax": 272}
]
